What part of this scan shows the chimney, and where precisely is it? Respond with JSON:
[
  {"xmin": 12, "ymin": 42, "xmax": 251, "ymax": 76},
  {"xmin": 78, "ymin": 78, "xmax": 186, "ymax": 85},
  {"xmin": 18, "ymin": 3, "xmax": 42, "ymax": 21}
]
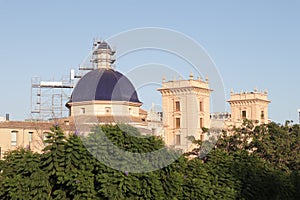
[{"xmin": 5, "ymin": 113, "xmax": 9, "ymax": 121}]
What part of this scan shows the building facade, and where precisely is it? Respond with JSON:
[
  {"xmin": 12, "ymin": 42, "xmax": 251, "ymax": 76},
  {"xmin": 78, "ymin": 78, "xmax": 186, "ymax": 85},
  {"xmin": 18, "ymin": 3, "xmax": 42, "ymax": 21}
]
[
  {"xmin": 0, "ymin": 119, "xmax": 74, "ymax": 159},
  {"xmin": 227, "ymin": 89, "xmax": 271, "ymax": 126},
  {"xmin": 0, "ymin": 40, "xmax": 272, "ymax": 156},
  {"xmin": 158, "ymin": 73, "xmax": 211, "ymax": 151}
]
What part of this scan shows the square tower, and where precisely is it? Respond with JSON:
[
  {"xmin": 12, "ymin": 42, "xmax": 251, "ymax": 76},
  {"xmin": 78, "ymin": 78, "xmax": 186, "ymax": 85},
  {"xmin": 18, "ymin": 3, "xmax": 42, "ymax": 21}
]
[
  {"xmin": 227, "ymin": 89, "xmax": 271, "ymax": 125},
  {"xmin": 158, "ymin": 74, "xmax": 212, "ymax": 151}
]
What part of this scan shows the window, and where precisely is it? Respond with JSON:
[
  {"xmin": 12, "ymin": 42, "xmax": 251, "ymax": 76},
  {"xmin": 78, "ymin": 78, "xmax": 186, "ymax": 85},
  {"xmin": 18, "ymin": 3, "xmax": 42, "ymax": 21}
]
[
  {"xmin": 151, "ymin": 128, "xmax": 156, "ymax": 135},
  {"xmin": 200, "ymin": 118, "xmax": 204, "ymax": 128},
  {"xmin": 105, "ymin": 107, "xmax": 111, "ymax": 114},
  {"xmin": 175, "ymin": 118, "xmax": 180, "ymax": 129},
  {"xmin": 175, "ymin": 101, "xmax": 180, "ymax": 111},
  {"xmin": 11, "ymin": 131, "xmax": 17, "ymax": 146},
  {"xmin": 199, "ymin": 101, "xmax": 204, "ymax": 112},
  {"xmin": 80, "ymin": 108, "xmax": 86, "ymax": 114},
  {"xmin": 28, "ymin": 132, "xmax": 33, "ymax": 142},
  {"xmin": 175, "ymin": 135, "xmax": 181, "ymax": 145},
  {"xmin": 261, "ymin": 111, "xmax": 265, "ymax": 119},
  {"xmin": 242, "ymin": 110, "xmax": 247, "ymax": 119}
]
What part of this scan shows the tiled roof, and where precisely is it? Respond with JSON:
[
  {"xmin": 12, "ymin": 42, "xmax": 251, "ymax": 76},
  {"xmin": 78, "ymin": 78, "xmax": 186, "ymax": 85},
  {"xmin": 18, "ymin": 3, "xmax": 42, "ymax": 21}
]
[{"xmin": 0, "ymin": 115, "xmax": 145, "ymax": 131}]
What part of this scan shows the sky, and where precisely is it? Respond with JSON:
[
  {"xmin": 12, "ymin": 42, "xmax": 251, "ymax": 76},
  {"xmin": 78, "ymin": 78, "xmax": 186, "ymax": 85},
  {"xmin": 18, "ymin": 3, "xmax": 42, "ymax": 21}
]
[{"xmin": 0, "ymin": 0, "xmax": 299, "ymax": 124}]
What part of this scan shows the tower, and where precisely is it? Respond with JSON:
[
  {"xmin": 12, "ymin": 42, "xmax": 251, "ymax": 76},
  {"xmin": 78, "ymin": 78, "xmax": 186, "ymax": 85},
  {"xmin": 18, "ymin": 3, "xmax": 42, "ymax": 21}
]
[
  {"xmin": 227, "ymin": 89, "xmax": 271, "ymax": 125},
  {"xmin": 158, "ymin": 73, "xmax": 211, "ymax": 151},
  {"xmin": 91, "ymin": 40, "xmax": 116, "ymax": 69}
]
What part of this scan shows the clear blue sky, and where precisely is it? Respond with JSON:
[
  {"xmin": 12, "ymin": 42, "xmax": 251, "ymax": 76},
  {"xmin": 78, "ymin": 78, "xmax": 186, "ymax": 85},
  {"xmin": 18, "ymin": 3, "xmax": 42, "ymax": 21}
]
[{"xmin": 0, "ymin": 0, "xmax": 299, "ymax": 124}]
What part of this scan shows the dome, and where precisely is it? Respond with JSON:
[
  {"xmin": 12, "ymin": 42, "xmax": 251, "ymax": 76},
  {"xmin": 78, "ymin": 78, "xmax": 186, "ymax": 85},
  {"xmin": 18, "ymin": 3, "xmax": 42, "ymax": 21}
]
[
  {"xmin": 70, "ymin": 69, "xmax": 141, "ymax": 103},
  {"xmin": 96, "ymin": 41, "xmax": 111, "ymax": 50}
]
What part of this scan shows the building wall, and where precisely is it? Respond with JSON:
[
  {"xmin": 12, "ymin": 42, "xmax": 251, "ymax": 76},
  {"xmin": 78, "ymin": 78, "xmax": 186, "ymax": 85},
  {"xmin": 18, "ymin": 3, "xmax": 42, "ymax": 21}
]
[
  {"xmin": 0, "ymin": 120, "xmax": 74, "ymax": 159},
  {"xmin": 0, "ymin": 127, "xmax": 47, "ymax": 158},
  {"xmin": 70, "ymin": 100, "xmax": 141, "ymax": 117},
  {"xmin": 228, "ymin": 90, "xmax": 271, "ymax": 125},
  {"xmin": 158, "ymin": 76, "xmax": 211, "ymax": 151}
]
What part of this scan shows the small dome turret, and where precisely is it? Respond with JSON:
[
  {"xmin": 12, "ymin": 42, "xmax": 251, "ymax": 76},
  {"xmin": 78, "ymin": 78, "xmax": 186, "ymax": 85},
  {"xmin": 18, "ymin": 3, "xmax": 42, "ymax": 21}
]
[{"xmin": 91, "ymin": 40, "xmax": 115, "ymax": 69}]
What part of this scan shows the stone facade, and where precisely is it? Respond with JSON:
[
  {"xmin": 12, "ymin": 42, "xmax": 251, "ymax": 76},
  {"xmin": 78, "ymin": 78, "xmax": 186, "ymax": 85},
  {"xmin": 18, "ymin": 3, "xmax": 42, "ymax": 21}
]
[
  {"xmin": 0, "ymin": 119, "xmax": 74, "ymax": 159},
  {"xmin": 158, "ymin": 73, "xmax": 211, "ymax": 151},
  {"xmin": 227, "ymin": 89, "xmax": 271, "ymax": 126},
  {"xmin": 69, "ymin": 100, "xmax": 142, "ymax": 118}
]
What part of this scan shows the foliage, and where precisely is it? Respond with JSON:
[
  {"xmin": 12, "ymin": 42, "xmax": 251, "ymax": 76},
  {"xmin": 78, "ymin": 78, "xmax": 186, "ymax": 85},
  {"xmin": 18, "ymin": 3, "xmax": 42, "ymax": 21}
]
[
  {"xmin": 0, "ymin": 122, "xmax": 299, "ymax": 199},
  {"xmin": 0, "ymin": 148, "xmax": 51, "ymax": 200}
]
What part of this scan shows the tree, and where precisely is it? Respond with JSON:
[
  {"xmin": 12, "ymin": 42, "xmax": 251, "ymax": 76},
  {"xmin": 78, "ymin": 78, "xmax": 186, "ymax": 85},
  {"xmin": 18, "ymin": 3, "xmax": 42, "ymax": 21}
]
[
  {"xmin": 85, "ymin": 124, "xmax": 167, "ymax": 199},
  {"xmin": 40, "ymin": 125, "xmax": 68, "ymax": 199},
  {"xmin": 0, "ymin": 148, "xmax": 51, "ymax": 200},
  {"xmin": 0, "ymin": 122, "xmax": 299, "ymax": 199}
]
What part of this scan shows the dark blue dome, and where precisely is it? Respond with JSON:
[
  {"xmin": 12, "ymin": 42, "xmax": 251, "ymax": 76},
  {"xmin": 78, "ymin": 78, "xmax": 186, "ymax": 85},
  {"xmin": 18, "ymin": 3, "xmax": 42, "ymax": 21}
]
[{"xmin": 70, "ymin": 69, "xmax": 141, "ymax": 103}]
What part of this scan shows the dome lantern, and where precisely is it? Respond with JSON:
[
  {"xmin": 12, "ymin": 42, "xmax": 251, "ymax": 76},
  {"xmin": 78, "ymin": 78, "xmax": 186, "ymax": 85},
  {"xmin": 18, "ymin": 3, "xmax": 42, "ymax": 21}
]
[{"xmin": 91, "ymin": 40, "xmax": 116, "ymax": 70}]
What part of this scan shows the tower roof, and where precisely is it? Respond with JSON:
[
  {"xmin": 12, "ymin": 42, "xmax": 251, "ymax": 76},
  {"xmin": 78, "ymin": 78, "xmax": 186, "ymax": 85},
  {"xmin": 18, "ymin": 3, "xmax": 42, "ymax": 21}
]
[{"xmin": 94, "ymin": 40, "xmax": 111, "ymax": 50}]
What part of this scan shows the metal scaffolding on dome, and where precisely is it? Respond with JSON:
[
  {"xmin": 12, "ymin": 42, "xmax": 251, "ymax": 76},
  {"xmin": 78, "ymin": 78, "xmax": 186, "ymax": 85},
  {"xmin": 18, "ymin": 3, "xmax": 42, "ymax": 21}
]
[
  {"xmin": 30, "ymin": 39, "xmax": 116, "ymax": 121},
  {"xmin": 30, "ymin": 74, "xmax": 74, "ymax": 121}
]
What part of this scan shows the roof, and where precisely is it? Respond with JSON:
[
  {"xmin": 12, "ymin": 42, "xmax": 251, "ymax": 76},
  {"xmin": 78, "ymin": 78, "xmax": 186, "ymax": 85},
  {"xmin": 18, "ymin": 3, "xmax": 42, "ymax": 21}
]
[
  {"xmin": 96, "ymin": 41, "xmax": 111, "ymax": 50},
  {"xmin": 0, "ymin": 119, "xmax": 74, "ymax": 131},
  {"xmin": 0, "ymin": 115, "xmax": 146, "ymax": 131},
  {"xmin": 70, "ymin": 69, "xmax": 141, "ymax": 103}
]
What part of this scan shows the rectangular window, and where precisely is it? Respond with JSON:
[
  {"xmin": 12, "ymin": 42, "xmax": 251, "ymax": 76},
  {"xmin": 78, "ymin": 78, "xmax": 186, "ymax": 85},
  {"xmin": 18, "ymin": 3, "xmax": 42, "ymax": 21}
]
[
  {"xmin": 199, "ymin": 101, "xmax": 204, "ymax": 112},
  {"xmin": 200, "ymin": 118, "xmax": 204, "ymax": 128},
  {"xmin": 151, "ymin": 128, "xmax": 156, "ymax": 135},
  {"xmin": 175, "ymin": 135, "xmax": 181, "ymax": 145},
  {"xmin": 261, "ymin": 111, "xmax": 265, "ymax": 119},
  {"xmin": 175, "ymin": 101, "xmax": 180, "ymax": 111},
  {"xmin": 242, "ymin": 110, "xmax": 247, "ymax": 119},
  {"xmin": 11, "ymin": 131, "xmax": 17, "ymax": 146},
  {"xmin": 175, "ymin": 118, "xmax": 180, "ymax": 129},
  {"xmin": 28, "ymin": 132, "xmax": 33, "ymax": 142}
]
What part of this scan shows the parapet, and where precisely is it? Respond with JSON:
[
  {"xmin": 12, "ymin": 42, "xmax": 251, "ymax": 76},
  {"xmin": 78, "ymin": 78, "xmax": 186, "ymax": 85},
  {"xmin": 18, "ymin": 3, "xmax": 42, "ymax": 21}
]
[{"xmin": 228, "ymin": 89, "xmax": 270, "ymax": 103}]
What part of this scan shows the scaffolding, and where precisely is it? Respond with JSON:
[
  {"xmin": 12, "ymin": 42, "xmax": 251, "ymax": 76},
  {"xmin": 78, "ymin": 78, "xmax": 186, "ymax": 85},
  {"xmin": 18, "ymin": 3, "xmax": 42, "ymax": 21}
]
[
  {"xmin": 31, "ymin": 75, "xmax": 74, "ymax": 120},
  {"xmin": 30, "ymin": 39, "xmax": 115, "ymax": 121}
]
